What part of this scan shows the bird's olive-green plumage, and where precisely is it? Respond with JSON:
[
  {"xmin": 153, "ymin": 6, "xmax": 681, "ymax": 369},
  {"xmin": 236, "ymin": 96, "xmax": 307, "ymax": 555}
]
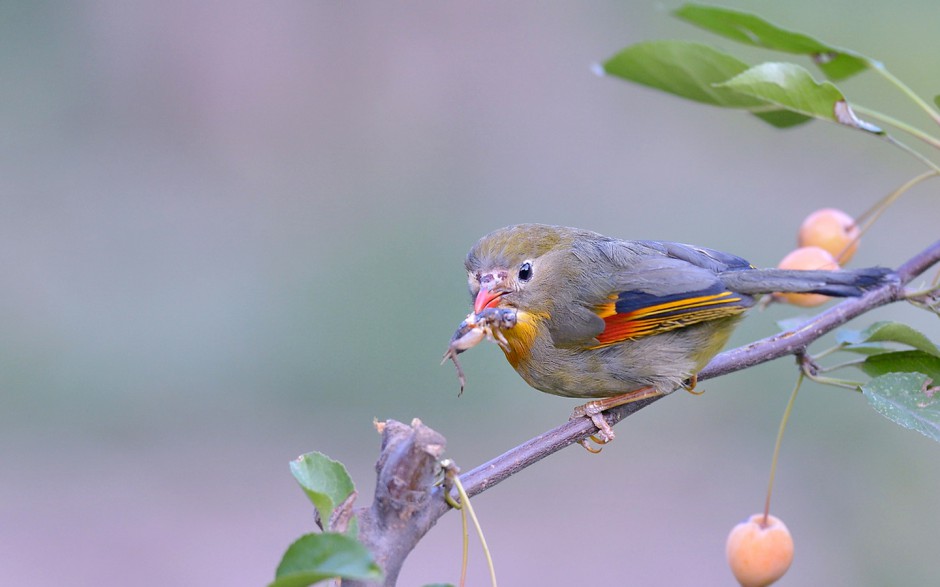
[{"xmin": 464, "ymin": 224, "xmax": 892, "ymax": 400}]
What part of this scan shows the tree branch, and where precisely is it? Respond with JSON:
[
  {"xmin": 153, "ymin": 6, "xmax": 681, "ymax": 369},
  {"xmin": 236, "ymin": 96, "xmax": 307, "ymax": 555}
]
[
  {"xmin": 353, "ymin": 239, "xmax": 940, "ymax": 586},
  {"xmin": 347, "ymin": 419, "xmax": 447, "ymax": 587}
]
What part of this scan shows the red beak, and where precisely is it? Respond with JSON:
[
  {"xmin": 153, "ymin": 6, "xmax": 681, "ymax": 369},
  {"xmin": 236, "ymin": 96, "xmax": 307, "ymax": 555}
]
[{"xmin": 474, "ymin": 287, "xmax": 503, "ymax": 314}]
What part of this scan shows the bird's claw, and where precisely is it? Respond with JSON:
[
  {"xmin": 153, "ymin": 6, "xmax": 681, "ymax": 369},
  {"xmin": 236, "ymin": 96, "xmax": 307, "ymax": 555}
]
[
  {"xmin": 682, "ymin": 374, "xmax": 705, "ymax": 395},
  {"xmin": 571, "ymin": 401, "xmax": 616, "ymax": 454},
  {"xmin": 570, "ymin": 387, "xmax": 665, "ymax": 453},
  {"xmin": 579, "ymin": 437, "xmax": 604, "ymax": 453}
]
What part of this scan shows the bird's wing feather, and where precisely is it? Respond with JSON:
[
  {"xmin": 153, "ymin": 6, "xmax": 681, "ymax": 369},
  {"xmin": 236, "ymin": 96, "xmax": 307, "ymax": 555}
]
[
  {"xmin": 588, "ymin": 249, "xmax": 754, "ymax": 348},
  {"xmin": 637, "ymin": 240, "xmax": 754, "ymax": 274},
  {"xmin": 546, "ymin": 239, "xmax": 755, "ymax": 348}
]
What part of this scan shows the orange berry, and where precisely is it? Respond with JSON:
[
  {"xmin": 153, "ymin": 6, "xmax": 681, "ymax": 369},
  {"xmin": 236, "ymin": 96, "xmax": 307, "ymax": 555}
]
[
  {"xmin": 774, "ymin": 246, "xmax": 840, "ymax": 307},
  {"xmin": 798, "ymin": 208, "xmax": 860, "ymax": 263},
  {"xmin": 726, "ymin": 513, "xmax": 794, "ymax": 587}
]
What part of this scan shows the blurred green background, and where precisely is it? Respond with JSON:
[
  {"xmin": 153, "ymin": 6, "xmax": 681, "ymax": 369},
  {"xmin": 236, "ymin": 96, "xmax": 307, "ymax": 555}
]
[{"xmin": 3, "ymin": 2, "xmax": 939, "ymax": 585}]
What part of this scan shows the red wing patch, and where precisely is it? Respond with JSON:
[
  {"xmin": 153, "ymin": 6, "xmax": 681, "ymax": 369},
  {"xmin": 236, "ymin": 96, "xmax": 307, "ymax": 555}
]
[{"xmin": 591, "ymin": 289, "xmax": 750, "ymax": 348}]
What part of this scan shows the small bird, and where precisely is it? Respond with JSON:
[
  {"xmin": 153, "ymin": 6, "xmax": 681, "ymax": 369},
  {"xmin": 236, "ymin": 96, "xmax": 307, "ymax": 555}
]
[{"xmin": 453, "ymin": 224, "xmax": 893, "ymax": 449}]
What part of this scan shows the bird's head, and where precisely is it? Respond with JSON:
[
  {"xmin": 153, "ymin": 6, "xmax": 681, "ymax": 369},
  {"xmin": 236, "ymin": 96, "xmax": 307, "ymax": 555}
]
[{"xmin": 464, "ymin": 224, "xmax": 579, "ymax": 315}]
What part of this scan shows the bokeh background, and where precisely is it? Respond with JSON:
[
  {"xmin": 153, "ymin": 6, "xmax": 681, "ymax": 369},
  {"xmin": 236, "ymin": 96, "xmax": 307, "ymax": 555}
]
[{"xmin": 4, "ymin": 1, "xmax": 940, "ymax": 585}]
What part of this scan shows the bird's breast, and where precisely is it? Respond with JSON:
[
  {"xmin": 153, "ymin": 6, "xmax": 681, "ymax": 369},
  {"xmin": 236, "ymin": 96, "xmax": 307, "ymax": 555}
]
[{"xmin": 499, "ymin": 309, "xmax": 547, "ymax": 368}]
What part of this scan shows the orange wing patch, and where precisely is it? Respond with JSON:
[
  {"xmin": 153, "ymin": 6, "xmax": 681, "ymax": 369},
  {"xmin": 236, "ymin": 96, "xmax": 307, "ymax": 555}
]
[{"xmin": 591, "ymin": 289, "xmax": 750, "ymax": 348}]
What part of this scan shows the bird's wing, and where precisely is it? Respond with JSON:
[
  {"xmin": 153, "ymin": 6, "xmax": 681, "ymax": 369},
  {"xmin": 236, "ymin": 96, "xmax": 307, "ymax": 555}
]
[
  {"xmin": 586, "ymin": 244, "xmax": 755, "ymax": 348},
  {"xmin": 636, "ymin": 240, "xmax": 754, "ymax": 274}
]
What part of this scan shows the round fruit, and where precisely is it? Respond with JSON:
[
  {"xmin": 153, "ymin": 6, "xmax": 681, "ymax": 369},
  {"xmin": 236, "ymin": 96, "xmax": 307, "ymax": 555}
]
[
  {"xmin": 774, "ymin": 246, "xmax": 840, "ymax": 307},
  {"xmin": 798, "ymin": 208, "xmax": 860, "ymax": 263},
  {"xmin": 726, "ymin": 513, "xmax": 794, "ymax": 587}
]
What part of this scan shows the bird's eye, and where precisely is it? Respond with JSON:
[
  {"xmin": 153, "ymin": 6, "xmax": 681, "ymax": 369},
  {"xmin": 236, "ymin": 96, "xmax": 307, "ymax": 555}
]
[{"xmin": 517, "ymin": 261, "xmax": 533, "ymax": 282}]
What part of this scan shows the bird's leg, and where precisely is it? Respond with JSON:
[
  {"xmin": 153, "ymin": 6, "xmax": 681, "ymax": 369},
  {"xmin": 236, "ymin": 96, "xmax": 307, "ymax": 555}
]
[{"xmin": 571, "ymin": 387, "xmax": 665, "ymax": 452}]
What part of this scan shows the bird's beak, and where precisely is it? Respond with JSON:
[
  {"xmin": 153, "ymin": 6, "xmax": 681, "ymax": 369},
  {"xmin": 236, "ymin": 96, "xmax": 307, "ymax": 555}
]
[
  {"xmin": 474, "ymin": 270, "xmax": 507, "ymax": 313},
  {"xmin": 474, "ymin": 287, "xmax": 503, "ymax": 313}
]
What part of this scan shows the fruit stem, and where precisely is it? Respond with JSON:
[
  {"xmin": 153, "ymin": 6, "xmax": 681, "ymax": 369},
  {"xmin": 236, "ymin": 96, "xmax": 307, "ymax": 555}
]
[
  {"xmin": 815, "ymin": 357, "xmax": 866, "ymax": 374},
  {"xmin": 810, "ymin": 343, "xmax": 845, "ymax": 361},
  {"xmin": 855, "ymin": 169, "xmax": 939, "ymax": 225},
  {"xmin": 803, "ymin": 371, "xmax": 864, "ymax": 390},
  {"xmin": 880, "ymin": 134, "xmax": 940, "ymax": 174},
  {"xmin": 441, "ymin": 460, "xmax": 471, "ymax": 586},
  {"xmin": 851, "ymin": 103, "xmax": 940, "ymax": 150},
  {"xmin": 870, "ymin": 62, "xmax": 940, "ymax": 128},
  {"xmin": 450, "ymin": 466, "xmax": 498, "ymax": 587},
  {"xmin": 844, "ymin": 169, "xmax": 940, "ymax": 263},
  {"xmin": 764, "ymin": 371, "xmax": 804, "ymax": 526}
]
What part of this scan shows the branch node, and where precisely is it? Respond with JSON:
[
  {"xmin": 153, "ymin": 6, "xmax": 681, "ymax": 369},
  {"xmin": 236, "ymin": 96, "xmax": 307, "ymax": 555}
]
[{"xmin": 349, "ymin": 419, "xmax": 449, "ymax": 587}]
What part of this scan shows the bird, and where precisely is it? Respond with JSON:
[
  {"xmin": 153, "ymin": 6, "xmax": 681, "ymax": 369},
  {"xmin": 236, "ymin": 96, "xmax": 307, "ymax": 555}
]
[{"xmin": 454, "ymin": 223, "xmax": 893, "ymax": 450}]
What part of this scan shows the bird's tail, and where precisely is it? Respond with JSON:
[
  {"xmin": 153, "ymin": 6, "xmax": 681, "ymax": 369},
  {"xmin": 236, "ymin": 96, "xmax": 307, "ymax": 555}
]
[{"xmin": 720, "ymin": 266, "xmax": 897, "ymax": 297}]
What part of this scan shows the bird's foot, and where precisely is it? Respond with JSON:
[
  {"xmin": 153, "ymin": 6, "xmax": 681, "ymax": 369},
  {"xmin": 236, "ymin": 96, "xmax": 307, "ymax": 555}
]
[
  {"xmin": 683, "ymin": 374, "xmax": 705, "ymax": 396},
  {"xmin": 571, "ymin": 387, "xmax": 665, "ymax": 453},
  {"xmin": 571, "ymin": 402, "xmax": 616, "ymax": 452}
]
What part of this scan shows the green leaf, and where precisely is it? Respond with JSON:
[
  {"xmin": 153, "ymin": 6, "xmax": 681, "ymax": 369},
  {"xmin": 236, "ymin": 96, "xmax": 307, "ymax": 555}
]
[
  {"xmin": 863, "ymin": 372, "xmax": 940, "ymax": 443},
  {"xmin": 934, "ymin": 95, "xmax": 940, "ymax": 109},
  {"xmin": 603, "ymin": 41, "xmax": 811, "ymax": 127},
  {"xmin": 271, "ymin": 533, "xmax": 382, "ymax": 587},
  {"xmin": 837, "ymin": 321, "xmax": 940, "ymax": 356},
  {"xmin": 717, "ymin": 63, "xmax": 882, "ymax": 134},
  {"xmin": 751, "ymin": 109, "xmax": 813, "ymax": 129},
  {"xmin": 673, "ymin": 3, "xmax": 873, "ymax": 80},
  {"xmin": 717, "ymin": 63, "xmax": 837, "ymax": 121},
  {"xmin": 719, "ymin": 62, "xmax": 847, "ymax": 121},
  {"xmin": 858, "ymin": 351, "xmax": 940, "ymax": 382},
  {"xmin": 290, "ymin": 452, "xmax": 356, "ymax": 531},
  {"xmin": 604, "ymin": 41, "xmax": 760, "ymax": 107}
]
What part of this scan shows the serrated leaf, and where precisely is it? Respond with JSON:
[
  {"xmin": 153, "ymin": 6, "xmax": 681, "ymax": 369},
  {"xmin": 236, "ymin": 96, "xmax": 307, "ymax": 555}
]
[
  {"xmin": 271, "ymin": 533, "xmax": 382, "ymax": 587},
  {"xmin": 673, "ymin": 3, "xmax": 872, "ymax": 80},
  {"xmin": 859, "ymin": 351, "xmax": 940, "ymax": 382},
  {"xmin": 290, "ymin": 452, "xmax": 356, "ymax": 531},
  {"xmin": 837, "ymin": 321, "xmax": 940, "ymax": 356},
  {"xmin": 863, "ymin": 372, "xmax": 940, "ymax": 443}
]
